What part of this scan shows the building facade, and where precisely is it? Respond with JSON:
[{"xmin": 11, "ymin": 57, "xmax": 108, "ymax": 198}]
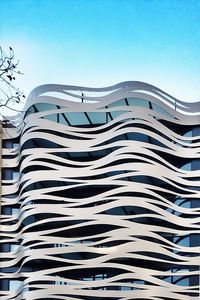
[{"xmin": 0, "ymin": 81, "xmax": 200, "ymax": 300}]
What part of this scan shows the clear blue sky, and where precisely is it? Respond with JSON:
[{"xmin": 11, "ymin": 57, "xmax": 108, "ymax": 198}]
[{"xmin": 1, "ymin": 0, "xmax": 200, "ymax": 102}]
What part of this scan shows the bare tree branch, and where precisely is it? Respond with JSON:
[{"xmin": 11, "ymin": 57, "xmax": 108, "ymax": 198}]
[{"xmin": 0, "ymin": 46, "xmax": 26, "ymax": 123}]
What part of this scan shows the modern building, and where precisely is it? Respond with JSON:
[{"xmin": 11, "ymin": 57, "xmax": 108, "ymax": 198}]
[{"xmin": 0, "ymin": 81, "xmax": 200, "ymax": 300}]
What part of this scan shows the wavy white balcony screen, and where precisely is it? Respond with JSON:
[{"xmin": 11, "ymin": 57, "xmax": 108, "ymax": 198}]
[{"xmin": 1, "ymin": 81, "xmax": 200, "ymax": 300}]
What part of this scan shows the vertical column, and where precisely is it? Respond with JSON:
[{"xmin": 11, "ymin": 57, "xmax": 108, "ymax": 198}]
[{"xmin": 190, "ymin": 126, "xmax": 200, "ymax": 288}]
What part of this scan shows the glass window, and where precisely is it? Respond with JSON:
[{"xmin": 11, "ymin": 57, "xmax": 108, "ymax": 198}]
[
  {"xmin": 108, "ymin": 99, "xmax": 126, "ymax": 107},
  {"xmin": 175, "ymin": 198, "xmax": 190, "ymax": 208},
  {"xmin": 3, "ymin": 140, "xmax": 13, "ymax": 148},
  {"xmin": 58, "ymin": 114, "xmax": 68, "ymax": 125},
  {"xmin": 174, "ymin": 236, "xmax": 190, "ymax": 247},
  {"xmin": 12, "ymin": 171, "xmax": 19, "ymax": 180},
  {"xmin": 109, "ymin": 111, "xmax": 125, "ymax": 119},
  {"xmin": 12, "ymin": 143, "xmax": 19, "ymax": 148},
  {"xmin": 181, "ymin": 163, "xmax": 191, "ymax": 171},
  {"xmin": 176, "ymin": 277, "xmax": 189, "ymax": 286},
  {"xmin": 35, "ymin": 103, "xmax": 57, "ymax": 112},
  {"xmin": 25, "ymin": 106, "xmax": 35, "ymax": 117},
  {"xmin": 183, "ymin": 130, "xmax": 192, "ymax": 137},
  {"xmin": 9, "ymin": 280, "xmax": 21, "ymax": 290},
  {"xmin": 64, "ymin": 112, "xmax": 90, "ymax": 126},
  {"xmin": 44, "ymin": 113, "xmax": 57, "ymax": 122},
  {"xmin": 12, "ymin": 208, "xmax": 19, "ymax": 215},
  {"xmin": 10, "ymin": 244, "xmax": 19, "ymax": 251},
  {"xmin": 127, "ymin": 98, "xmax": 149, "ymax": 108},
  {"xmin": 121, "ymin": 286, "xmax": 132, "ymax": 290},
  {"xmin": 152, "ymin": 103, "xmax": 174, "ymax": 118},
  {"xmin": 87, "ymin": 112, "xmax": 107, "ymax": 124}
]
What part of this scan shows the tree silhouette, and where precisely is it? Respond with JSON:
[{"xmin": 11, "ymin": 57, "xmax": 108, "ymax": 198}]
[{"xmin": 0, "ymin": 46, "xmax": 25, "ymax": 114}]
